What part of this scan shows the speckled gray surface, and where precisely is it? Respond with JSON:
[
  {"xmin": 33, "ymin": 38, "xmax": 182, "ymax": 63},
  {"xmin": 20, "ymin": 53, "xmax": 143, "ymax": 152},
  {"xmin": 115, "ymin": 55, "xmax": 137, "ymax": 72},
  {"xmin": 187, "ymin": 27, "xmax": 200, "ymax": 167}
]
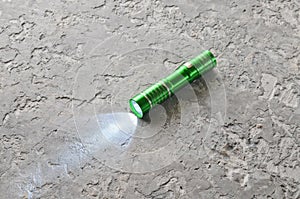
[{"xmin": 0, "ymin": 0, "xmax": 300, "ymax": 198}]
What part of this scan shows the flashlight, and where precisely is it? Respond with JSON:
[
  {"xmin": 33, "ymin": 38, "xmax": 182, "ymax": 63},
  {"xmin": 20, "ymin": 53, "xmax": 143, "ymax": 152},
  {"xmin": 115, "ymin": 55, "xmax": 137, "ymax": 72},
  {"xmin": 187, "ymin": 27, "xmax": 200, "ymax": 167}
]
[{"xmin": 129, "ymin": 50, "xmax": 217, "ymax": 118}]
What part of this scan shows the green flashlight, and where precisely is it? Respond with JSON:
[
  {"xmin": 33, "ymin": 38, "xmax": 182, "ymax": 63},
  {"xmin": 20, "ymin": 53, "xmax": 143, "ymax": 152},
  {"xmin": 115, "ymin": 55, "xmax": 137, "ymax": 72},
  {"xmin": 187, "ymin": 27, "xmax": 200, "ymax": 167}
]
[{"xmin": 129, "ymin": 50, "xmax": 217, "ymax": 118}]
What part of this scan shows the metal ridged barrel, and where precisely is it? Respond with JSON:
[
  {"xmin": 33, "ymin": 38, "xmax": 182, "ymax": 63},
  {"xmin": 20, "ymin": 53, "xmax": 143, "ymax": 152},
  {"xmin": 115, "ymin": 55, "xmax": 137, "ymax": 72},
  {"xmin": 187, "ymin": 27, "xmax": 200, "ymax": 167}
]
[{"xmin": 129, "ymin": 50, "xmax": 217, "ymax": 118}]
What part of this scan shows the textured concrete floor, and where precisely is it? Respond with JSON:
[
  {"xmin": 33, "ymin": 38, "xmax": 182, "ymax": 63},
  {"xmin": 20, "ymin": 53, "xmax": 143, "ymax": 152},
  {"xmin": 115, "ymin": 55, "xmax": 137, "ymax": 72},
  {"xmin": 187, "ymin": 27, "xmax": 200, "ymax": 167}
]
[{"xmin": 0, "ymin": 0, "xmax": 300, "ymax": 198}]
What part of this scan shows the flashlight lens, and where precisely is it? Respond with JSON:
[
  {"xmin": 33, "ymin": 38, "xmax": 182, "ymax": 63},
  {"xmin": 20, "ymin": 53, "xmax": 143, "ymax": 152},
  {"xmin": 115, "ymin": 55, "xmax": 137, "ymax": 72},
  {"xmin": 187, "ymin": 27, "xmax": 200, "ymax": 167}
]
[{"xmin": 129, "ymin": 100, "xmax": 143, "ymax": 118}]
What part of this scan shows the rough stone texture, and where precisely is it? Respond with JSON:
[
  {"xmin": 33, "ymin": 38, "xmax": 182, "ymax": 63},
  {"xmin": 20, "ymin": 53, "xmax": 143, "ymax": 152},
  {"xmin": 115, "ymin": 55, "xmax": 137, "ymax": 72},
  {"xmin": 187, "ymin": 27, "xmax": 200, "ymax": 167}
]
[{"xmin": 0, "ymin": 0, "xmax": 299, "ymax": 198}]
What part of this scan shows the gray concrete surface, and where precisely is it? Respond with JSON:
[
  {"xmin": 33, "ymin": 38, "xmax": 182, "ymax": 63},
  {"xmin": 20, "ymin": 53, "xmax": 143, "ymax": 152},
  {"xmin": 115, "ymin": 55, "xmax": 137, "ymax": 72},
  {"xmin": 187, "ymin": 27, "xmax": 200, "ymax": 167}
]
[{"xmin": 0, "ymin": 0, "xmax": 300, "ymax": 198}]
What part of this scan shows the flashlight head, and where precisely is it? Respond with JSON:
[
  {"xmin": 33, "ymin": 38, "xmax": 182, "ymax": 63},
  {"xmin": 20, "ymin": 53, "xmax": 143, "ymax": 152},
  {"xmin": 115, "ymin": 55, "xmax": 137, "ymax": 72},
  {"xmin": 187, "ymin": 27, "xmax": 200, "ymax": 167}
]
[{"xmin": 129, "ymin": 99, "xmax": 144, "ymax": 118}]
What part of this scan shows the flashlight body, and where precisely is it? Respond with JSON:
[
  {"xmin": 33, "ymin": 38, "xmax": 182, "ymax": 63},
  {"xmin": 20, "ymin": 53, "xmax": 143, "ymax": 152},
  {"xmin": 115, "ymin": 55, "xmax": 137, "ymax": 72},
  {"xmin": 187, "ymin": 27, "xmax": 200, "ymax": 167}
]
[{"xmin": 129, "ymin": 50, "xmax": 217, "ymax": 118}]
